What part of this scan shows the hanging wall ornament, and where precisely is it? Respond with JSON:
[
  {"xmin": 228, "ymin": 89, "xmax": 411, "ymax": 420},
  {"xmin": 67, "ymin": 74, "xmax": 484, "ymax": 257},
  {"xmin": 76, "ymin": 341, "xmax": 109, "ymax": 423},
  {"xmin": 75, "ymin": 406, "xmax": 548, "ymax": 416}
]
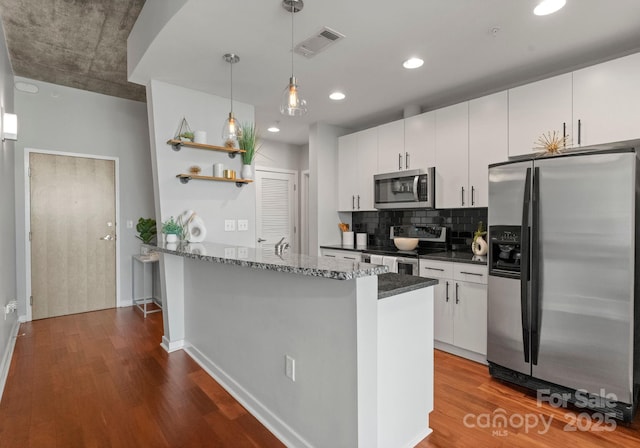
[{"xmin": 175, "ymin": 117, "xmax": 194, "ymax": 142}]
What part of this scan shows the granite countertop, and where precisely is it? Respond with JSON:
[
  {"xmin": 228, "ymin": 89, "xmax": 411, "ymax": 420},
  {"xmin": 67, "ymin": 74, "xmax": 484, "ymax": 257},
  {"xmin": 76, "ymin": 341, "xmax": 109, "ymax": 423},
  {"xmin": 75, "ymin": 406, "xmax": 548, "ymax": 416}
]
[
  {"xmin": 320, "ymin": 244, "xmax": 488, "ymax": 265},
  {"xmin": 377, "ymin": 273, "xmax": 438, "ymax": 299},
  {"xmin": 419, "ymin": 251, "xmax": 487, "ymax": 265},
  {"xmin": 320, "ymin": 244, "xmax": 367, "ymax": 252},
  {"xmin": 146, "ymin": 241, "xmax": 388, "ymax": 281}
]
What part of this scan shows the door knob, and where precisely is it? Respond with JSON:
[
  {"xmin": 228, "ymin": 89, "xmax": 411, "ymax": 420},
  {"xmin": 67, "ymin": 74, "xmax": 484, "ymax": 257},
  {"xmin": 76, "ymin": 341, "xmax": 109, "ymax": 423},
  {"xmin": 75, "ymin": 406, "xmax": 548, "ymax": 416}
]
[{"xmin": 257, "ymin": 238, "xmax": 266, "ymax": 242}]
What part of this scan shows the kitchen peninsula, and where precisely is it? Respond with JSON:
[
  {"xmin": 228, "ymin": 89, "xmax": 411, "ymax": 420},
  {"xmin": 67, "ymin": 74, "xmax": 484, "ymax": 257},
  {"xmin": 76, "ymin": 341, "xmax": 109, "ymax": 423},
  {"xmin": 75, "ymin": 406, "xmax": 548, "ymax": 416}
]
[{"xmin": 149, "ymin": 241, "xmax": 437, "ymax": 448}]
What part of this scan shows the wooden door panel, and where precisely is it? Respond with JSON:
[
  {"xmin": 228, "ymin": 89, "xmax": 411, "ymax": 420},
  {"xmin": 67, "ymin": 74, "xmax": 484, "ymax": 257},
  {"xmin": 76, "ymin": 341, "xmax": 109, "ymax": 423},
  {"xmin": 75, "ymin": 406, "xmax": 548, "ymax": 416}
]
[{"xmin": 30, "ymin": 153, "xmax": 116, "ymax": 319}]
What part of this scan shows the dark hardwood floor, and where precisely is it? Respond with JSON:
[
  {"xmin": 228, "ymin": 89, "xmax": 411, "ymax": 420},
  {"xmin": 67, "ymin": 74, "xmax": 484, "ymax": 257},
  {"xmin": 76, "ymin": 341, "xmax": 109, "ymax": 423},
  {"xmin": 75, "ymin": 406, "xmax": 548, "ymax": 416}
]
[
  {"xmin": 1, "ymin": 308, "xmax": 640, "ymax": 447},
  {"xmin": 0, "ymin": 308, "xmax": 283, "ymax": 448}
]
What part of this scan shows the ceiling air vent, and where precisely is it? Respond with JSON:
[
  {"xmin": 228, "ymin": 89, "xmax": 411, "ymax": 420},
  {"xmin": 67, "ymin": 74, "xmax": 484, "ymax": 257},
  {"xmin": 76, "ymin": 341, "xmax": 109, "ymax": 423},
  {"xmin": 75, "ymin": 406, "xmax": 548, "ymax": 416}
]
[{"xmin": 294, "ymin": 26, "xmax": 345, "ymax": 58}]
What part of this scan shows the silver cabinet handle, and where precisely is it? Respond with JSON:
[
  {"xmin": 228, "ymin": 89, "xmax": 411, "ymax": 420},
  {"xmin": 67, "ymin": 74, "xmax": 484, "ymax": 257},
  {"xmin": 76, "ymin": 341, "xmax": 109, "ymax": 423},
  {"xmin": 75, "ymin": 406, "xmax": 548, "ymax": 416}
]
[
  {"xmin": 460, "ymin": 271, "xmax": 483, "ymax": 276},
  {"xmin": 578, "ymin": 119, "xmax": 582, "ymax": 145},
  {"xmin": 357, "ymin": 195, "xmax": 360, "ymax": 209},
  {"xmin": 455, "ymin": 282, "xmax": 460, "ymax": 304},
  {"xmin": 445, "ymin": 281, "xmax": 449, "ymax": 302},
  {"xmin": 563, "ymin": 122, "xmax": 567, "ymax": 148},
  {"xmin": 344, "ymin": 256, "xmax": 356, "ymax": 260},
  {"xmin": 325, "ymin": 254, "xmax": 336, "ymax": 258},
  {"xmin": 461, "ymin": 186, "xmax": 465, "ymax": 206},
  {"xmin": 471, "ymin": 186, "xmax": 475, "ymax": 206},
  {"xmin": 425, "ymin": 267, "xmax": 444, "ymax": 271},
  {"xmin": 100, "ymin": 234, "xmax": 114, "ymax": 241},
  {"xmin": 258, "ymin": 238, "xmax": 266, "ymax": 242},
  {"xmin": 352, "ymin": 195, "xmax": 355, "ymax": 210},
  {"xmin": 398, "ymin": 153, "xmax": 402, "ymax": 170},
  {"xmin": 405, "ymin": 152, "xmax": 410, "ymax": 169}
]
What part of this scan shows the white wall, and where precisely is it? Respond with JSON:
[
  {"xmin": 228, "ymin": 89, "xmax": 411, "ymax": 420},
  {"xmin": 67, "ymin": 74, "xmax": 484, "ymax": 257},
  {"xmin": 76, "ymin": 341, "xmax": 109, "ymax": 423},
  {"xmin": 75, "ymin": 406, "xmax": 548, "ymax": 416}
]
[
  {"xmin": 146, "ymin": 80, "xmax": 255, "ymax": 247},
  {"xmin": 255, "ymin": 138, "xmax": 302, "ymax": 172},
  {"xmin": 308, "ymin": 122, "xmax": 346, "ymax": 255},
  {"xmin": 0, "ymin": 17, "xmax": 18, "ymax": 397},
  {"xmin": 14, "ymin": 77, "xmax": 155, "ymax": 315}
]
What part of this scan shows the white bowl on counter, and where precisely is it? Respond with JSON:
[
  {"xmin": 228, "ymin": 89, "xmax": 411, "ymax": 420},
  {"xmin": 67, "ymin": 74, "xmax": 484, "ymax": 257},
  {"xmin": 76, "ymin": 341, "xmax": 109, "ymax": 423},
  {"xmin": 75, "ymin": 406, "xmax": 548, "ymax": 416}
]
[{"xmin": 393, "ymin": 238, "xmax": 419, "ymax": 251}]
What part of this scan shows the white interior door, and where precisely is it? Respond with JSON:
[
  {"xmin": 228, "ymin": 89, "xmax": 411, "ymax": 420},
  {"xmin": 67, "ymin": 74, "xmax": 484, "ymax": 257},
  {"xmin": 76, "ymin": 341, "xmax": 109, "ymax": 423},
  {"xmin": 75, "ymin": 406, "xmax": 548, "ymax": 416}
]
[
  {"xmin": 29, "ymin": 152, "xmax": 117, "ymax": 319},
  {"xmin": 256, "ymin": 168, "xmax": 297, "ymax": 254}
]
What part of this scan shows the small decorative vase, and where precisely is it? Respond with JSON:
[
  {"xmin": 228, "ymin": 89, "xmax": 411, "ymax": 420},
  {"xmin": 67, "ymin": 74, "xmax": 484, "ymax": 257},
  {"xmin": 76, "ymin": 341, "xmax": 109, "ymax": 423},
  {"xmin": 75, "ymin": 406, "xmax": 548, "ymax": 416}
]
[
  {"xmin": 472, "ymin": 235, "xmax": 488, "ymax": 256},
  {"xmin": 140, "ymin": 245, "xmax": 150, "ymax": 255},
  {"xmin": 166, "ymin": 233, "xmax": 178, "ymax": 243},
  {"xmin": 241, "ymin": 164, "xmax": 253, "ymax": 180}
]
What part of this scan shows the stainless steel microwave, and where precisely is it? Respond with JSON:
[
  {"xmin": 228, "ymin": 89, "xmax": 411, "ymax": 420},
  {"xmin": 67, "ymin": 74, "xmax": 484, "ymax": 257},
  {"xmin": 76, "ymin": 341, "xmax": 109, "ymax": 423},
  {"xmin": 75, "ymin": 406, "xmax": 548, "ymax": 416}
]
[{"xmin": 374, "ymin": 168, "xmax": 435, "ymax": 209}]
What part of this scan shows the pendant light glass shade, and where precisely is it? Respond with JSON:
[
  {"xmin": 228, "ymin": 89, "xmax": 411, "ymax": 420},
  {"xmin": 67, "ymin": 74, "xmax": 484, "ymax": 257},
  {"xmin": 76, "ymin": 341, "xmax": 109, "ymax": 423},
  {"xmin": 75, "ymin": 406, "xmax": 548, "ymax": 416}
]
[
  {"xmin": 280, "ymin": 0, "xmax": 307, "ymax": 116},
  {"xmin": 221, "ymin": 112, "xmax": 240, "ymax": 146},
  {"xmin": 280, "ymin": 76, "xmax": 307, "ymax": 116},
  {"xmin": 222, "ymin": 53, "xmax": 240, "ymax": 147}
]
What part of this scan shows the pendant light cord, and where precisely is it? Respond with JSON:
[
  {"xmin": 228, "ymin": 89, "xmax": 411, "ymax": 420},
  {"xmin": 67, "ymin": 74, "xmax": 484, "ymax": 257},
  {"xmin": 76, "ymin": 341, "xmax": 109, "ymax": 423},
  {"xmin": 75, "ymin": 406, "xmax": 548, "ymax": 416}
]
[
  {"xmin": 230, "ymin": 59, "xmax": 234, "ymax": 115},
  {"xmin": 290, "ymin": 1, "xmax": 294, "ymax": 78}
]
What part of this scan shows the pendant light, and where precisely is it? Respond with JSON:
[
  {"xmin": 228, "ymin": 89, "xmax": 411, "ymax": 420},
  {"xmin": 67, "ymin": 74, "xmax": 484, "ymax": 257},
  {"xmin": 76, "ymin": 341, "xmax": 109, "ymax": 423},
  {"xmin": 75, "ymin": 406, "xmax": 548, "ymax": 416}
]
[
  {"xmin": 280, "ymin": 0, "xmax": 307, "ymax": 116},
  {"xmin": 222, "ymin": 53, "xmax": 240, "ymax": 147}
]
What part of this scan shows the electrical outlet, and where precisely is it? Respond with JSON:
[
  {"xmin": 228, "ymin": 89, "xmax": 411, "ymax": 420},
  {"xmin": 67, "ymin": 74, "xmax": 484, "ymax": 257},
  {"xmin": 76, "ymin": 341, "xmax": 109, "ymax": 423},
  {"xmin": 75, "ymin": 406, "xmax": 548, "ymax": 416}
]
[
  {"xmin": 237, "ymin": 219, "xmax": 249, "ymax": 231},
  {"xmin": 285, "ymin": 355, "xmax": 296, "ymax": 381},
  {"xmin": 238, "ymin": 247, "xmax": 248, "ymax": 259},
  {"xmin": 224, "ymin": 219, "xmax": 236, "ymax": 231},
  {"xmin": 126, "ymin": 220, "xmax": 133, "ymax": 229}
]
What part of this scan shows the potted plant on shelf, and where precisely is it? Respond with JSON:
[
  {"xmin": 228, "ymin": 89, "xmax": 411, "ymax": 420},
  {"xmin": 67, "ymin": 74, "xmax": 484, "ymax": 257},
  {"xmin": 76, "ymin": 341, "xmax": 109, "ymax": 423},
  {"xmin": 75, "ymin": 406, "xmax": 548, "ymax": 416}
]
[
  {"xmin": 238, "ymin": 122, "xmax": 261, "ymax": 180},
  {"xmin": 135, "ymin": 217, "xmax": 157, "ymax": 254},
  {"xmin": 162, "ymin": 217, "xmax": 183, "ymax": 243}
]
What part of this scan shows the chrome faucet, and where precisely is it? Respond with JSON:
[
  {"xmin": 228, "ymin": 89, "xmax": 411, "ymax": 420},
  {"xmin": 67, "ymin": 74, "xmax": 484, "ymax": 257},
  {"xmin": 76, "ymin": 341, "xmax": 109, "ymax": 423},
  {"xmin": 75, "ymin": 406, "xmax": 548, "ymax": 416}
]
[{"xmin": 275, "ymin": 237, "xmax": 290, "ymax": 255}]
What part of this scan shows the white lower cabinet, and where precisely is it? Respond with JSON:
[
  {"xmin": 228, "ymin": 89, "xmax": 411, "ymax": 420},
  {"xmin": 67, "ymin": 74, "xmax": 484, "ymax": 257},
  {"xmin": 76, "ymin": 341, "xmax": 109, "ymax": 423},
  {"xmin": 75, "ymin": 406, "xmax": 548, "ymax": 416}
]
[
  {"xmin": 420, "ymin": 259, "xmax": 487, "ymax": 361},
  {"xmin": 320, "ymin": 248, "xmax": 362, "ymax": 262}
]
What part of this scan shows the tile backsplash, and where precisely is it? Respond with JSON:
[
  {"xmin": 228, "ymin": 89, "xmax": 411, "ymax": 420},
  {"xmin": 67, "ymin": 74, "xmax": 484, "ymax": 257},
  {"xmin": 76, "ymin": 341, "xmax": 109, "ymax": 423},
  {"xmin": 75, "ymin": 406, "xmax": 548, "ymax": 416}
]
[{"xmin": 352, "ymin": 208, "xmax": 488, "ymax": 249}]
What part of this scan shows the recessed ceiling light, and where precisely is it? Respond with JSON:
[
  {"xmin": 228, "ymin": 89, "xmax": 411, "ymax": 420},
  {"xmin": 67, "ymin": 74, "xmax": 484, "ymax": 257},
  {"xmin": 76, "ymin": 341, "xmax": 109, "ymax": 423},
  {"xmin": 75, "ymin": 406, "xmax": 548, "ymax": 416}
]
[
  {"xmin": 267, "ymin": 125, "xmax": 280, "ymax": 133},
  {"xmin": 329, "ymin": 91, "xmax": 346, "ymax": 101},
  {"xmin": 534, "ymin": 0, "xmax": 566, "ymax": 16},
  {"xmin": 402, "ymin": 57, "xmax": 424, "ymax": 69}
]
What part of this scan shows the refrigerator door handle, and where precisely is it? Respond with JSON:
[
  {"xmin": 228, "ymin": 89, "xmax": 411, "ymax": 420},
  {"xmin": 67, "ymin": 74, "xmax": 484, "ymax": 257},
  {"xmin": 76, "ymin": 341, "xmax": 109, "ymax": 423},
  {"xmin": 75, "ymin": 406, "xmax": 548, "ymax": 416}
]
[
  {"xmin": 520, "ymin": 167, "xmax": 532, "ymax": 363},
  {"xmin": 531, "ymin": 167, "xmax": 541, "ymax": 365}
]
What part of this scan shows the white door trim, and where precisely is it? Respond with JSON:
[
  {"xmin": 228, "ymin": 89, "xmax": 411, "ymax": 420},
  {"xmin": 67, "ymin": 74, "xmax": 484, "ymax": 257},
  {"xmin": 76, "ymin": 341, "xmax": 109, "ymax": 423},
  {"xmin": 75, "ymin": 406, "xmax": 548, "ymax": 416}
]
[
  {"xmin": 301, "ymin": 170, "xmax": 309, "ymax": 255},
  {"xmin": 24, "ymin": 148, "xmax": 121, "ymax": 322},
  {"xmin": 255, "ymin": 165, "xmax": 299, "ymax": 252}
]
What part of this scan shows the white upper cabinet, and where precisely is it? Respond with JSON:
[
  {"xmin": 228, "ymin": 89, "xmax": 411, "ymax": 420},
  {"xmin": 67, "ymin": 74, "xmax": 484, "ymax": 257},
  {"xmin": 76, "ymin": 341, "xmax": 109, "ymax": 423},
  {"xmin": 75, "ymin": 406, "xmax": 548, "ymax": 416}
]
[
  {"xmin": 573, "ymin": 52, "xmax": 640, "ymax": 147},
  {"xmin": 435, "ymin": 102, "xmax": 469, "ymax": 209},
  {"xmin": 468, "ymin": 91, "xmax": 508, "ymax": 207},
  {"xmin": 338, "ymin": 128, "xmax": 378, "ymax": 212},
  {"xmin": 377, "ymin": 119, "xmax": 406, "ymax": 173},
  {"xmin": 404, "ymin": 111, "xmax": 436, "ymax": 171},
  {"xmin": 338, "ymin": 133, "xmax": 358, "ymax": 211},
  {"xmin": 357, "ymin": 128, "xmax": 378, "ymax": 210},
  {"xmin": 508, "ymin": 73, "xmax": 573, "ymax": 158}
]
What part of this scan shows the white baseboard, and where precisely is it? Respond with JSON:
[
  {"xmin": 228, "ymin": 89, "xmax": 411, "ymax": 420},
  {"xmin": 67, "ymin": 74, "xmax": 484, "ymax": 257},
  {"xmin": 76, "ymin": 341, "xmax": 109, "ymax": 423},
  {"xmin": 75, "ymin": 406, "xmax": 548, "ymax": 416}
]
[
  {"xmin": 119, "ymin": 299, "xmax": 133, "ymax": 307},
  {"xmin": 184, "ymin": 345, "xmax": 312, "ymax": 448},
  {"xmin": 404, "ymin": 426, "xmax": 433, "ymax": 448},
  {"xmin": 434, "ymin": 341, "xmax": 488, "ymax": 365},
  {"xmin": 160, "ymin": 336, "xmax": 185, "ymax": 353},
  {"xmin": 0, "ymin": 320, "xmax": 20, "ymax": 402}
]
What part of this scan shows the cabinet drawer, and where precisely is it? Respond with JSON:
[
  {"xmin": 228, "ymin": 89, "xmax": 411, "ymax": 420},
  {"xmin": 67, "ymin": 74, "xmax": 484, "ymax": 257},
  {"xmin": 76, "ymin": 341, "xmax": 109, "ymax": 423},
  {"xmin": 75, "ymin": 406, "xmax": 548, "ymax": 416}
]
[
  {"xmin": 453, "ymin": 263, "xmax": 487, "ymax": 284},
  {"xmin": 419, "ymin": 260, "xmax": 453, "ymax": 279},
  {"xmin": 321, "ymin": 249, "xmax": 362, "ymax": 261}
]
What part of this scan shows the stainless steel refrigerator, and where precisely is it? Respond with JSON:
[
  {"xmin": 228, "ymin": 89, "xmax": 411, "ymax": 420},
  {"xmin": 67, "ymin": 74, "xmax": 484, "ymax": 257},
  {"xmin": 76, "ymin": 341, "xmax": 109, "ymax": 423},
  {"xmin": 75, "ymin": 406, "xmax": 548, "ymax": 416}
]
[{"xmin": 487, "ymin": 147, "xmax": 640, "ymax": 421}]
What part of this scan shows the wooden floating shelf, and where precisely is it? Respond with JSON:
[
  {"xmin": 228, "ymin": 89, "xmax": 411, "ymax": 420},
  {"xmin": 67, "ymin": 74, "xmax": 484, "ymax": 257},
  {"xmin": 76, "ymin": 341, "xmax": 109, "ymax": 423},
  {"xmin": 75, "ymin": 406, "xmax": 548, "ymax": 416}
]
[
  {"xmin": 167, "ymin": 139, "xmax": 246, "ymax": 158},
  {"xmin": 176, "ymin": 174, "xmax": 253, "ymax": 188}
]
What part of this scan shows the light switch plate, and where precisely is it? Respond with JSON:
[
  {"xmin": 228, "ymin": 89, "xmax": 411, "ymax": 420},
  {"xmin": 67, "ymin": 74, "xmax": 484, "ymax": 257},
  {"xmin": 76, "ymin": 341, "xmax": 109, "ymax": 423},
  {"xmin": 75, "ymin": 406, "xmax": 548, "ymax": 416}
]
[
  {"xmin": 126, "ymin": 220, "xmax": 133, "ymax": 229},
  {"xmin": 237, "ymin": 219, "xmax": 249, "ymax": 231},
  {"xmin": 224, "ymin": 219, "xmax": 236, "ymax": 231}
]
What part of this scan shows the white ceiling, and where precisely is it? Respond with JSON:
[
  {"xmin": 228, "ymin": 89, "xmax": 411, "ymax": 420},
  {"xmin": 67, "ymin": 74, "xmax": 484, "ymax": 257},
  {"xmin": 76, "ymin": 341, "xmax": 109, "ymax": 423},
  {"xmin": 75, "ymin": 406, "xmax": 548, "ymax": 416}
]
[{"xmin": 129, "ymin": 0, "xmax": 640, "ymax": 145}]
